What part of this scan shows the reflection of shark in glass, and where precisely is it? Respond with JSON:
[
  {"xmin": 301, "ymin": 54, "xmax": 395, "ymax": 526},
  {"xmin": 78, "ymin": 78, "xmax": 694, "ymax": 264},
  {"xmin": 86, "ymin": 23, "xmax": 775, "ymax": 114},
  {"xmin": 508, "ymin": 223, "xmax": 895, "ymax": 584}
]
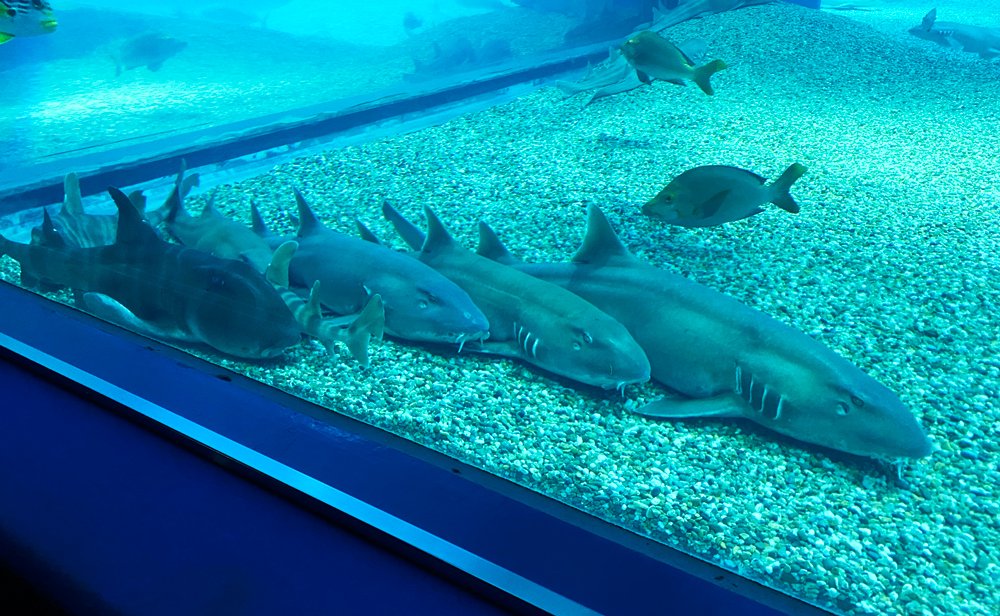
[
  {"xmin": 404, "ymin": 36, "xmax": 513, "ymax": 81},
  {"xmin": 0, "ymin": 0, "xmax": 57, "ymax": 44},
  {"xmin": 909, "ymin": 8, "xmax": 1000, "ymax": 60}
]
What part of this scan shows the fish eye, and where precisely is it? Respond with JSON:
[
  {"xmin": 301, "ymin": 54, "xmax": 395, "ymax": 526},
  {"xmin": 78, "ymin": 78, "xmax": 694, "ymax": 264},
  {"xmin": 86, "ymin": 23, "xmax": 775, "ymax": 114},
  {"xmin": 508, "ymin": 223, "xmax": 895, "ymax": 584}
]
[{"xmin": 851, "ymin": 395, "xmax": 865, "ymax": 407}]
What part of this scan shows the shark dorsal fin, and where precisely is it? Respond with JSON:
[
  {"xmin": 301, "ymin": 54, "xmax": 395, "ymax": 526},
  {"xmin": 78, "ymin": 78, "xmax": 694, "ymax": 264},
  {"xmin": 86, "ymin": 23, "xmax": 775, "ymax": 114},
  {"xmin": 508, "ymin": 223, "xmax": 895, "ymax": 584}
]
[
  {"xmin": 356, "ymin": 218, "xmax": 382, "ymax": 245},
  {"xmin": 250, "ymin": 202, "xmax": 271, "ymax": 237},
  {"xmin": 266, "ymin": 240, "xmax": 297, "ymax": 288},
  {"xmin": 476, "ymin": 221, "xmax": 519, "ymax": 265},
  {"xmin": 108, "ymin": 187, "xmax": 160, "ymax": 246},
  {"xmin": 571, "ymin": 205, "xmax": 636, "ymax": 266},
  {"xmin": 293, "ymin": 188, "xmax": 325, "ymax": 237},
  {"xmin": 34, "ymin": 208, "xmax": 67, "ymax": 248},
  {"xmin": 199, "ymin": 193, "xmax": 223, "ymax": 219},
  {"xmin": 62, "ymin": 172, "xmax": 84, "ymax": 216},
  {"xmin": 381, "ymin": 201, "xmax": 426, "ymax": 250},
  {"xmin": 421, "ymin": 206, "xmax": 456, "ymax": 253}
]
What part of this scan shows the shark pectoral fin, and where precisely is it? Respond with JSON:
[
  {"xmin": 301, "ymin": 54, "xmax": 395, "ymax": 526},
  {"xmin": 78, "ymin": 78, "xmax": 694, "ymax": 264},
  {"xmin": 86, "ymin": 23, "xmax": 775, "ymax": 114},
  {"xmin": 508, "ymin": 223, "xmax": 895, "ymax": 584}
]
[
  {"xmin": 82, "ymin": 293, "xmax": 192, "ymax": 343},
  {"xmin": 345, "ymin": 294, "xmax": 385, "ymax": 367},
  {"xmin": 636, "ymin": 70, "xmax": 652, "ymax": 85},
  {"xmin": 635, "ymin": 394, "xmax": 745, "ymax": 419},
  {"xmin": 473, "ymin": 339, "xmax": 521, "ymax": 359}
]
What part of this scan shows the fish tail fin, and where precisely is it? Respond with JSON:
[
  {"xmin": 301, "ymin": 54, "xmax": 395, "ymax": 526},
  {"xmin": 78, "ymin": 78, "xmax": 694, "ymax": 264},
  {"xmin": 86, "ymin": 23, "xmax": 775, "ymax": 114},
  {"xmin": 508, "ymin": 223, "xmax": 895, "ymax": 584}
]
[
  {"xmin": 345, "ymin": 294, "xmax": 385, "ymax": 367},
  {"xmin": 768, "ymin": 163, "xmax": 807, "ymax": 214},
  {"xmin": 692, "ymin": 59, "xmax": 726, "ymax": 96}
]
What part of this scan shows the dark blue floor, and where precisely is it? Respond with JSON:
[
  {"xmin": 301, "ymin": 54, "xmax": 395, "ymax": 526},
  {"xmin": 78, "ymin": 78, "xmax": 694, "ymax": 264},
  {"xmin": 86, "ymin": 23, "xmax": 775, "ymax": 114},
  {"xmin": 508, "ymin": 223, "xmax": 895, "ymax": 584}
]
[{"xmin": 0, "ymin": 356, "xmax": 512, "ymax": 616}]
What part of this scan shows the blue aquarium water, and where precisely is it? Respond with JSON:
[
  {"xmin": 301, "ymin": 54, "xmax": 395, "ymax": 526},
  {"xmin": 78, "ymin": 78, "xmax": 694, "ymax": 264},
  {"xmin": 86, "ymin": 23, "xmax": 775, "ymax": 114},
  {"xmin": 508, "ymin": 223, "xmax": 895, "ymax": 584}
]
[{"xmin": 1, "ymin": 1, "xmax": 999, "ymax": 614}]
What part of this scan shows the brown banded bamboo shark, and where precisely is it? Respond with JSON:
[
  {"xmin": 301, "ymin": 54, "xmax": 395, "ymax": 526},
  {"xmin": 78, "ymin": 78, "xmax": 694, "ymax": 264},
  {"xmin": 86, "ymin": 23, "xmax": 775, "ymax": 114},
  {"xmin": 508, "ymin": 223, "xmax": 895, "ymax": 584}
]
[
  {"xmin": 266, "ymin": 241, "xmax": 385, "ymax": 367},
  {"xmin": 251, "ymin": 189, "xmax": 489, "ymax": 349},
  {"xmin": 33, "ymin": 171, "xmax": 188, "ymax": 248},
  {"xmin": 475, "ymin": 205, "xmax": 932, "ymax": 464},
  {"xmin": 380, "ymin": 202, "xmax": 651, "ymax": 391},
  {"xmin": 1, "ymin": 187, "xmax": 303, "ymax": 360},
  {"xmin": 157, "ymin": 163, "xmax": 274, "ymax": 273}
]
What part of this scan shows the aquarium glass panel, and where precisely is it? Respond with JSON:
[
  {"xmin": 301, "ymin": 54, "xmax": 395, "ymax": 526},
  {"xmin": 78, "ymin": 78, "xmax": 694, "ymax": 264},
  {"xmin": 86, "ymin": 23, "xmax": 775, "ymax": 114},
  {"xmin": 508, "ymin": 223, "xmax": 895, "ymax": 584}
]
[{"xmin": 2, "ymin": 2, "xmax": 999, "ymax": 615}]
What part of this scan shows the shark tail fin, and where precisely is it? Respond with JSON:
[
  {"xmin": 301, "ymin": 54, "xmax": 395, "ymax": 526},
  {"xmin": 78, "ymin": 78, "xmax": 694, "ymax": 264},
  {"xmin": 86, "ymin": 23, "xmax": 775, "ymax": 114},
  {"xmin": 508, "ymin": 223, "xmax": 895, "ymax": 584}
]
[
  {"xmin": 345, "ymin": 294, "xmax": 385, "ymax": 367},
  {"xmin": 63, "ymin": 172, "xmax": 84, "ymax": 216},
  {"xmin": 692, "ymin": 59, "xmax": 726, "ymax": 96},
  {"xmin": 768, "ymin": 163, "xmax": 807, "ymax": 214}
]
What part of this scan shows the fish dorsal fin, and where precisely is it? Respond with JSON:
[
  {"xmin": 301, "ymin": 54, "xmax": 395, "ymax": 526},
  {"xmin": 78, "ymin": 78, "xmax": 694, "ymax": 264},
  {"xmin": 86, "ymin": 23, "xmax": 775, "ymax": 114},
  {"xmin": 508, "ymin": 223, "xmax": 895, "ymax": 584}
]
[
  {"xmin": 62, "ymin": 172, "xmax": 84, "ymax": 216},
  {"xmin": 108, "ymin": 187, "xmax": 159, "ymax": 245},
  {"xmin": 250, "ymin": 202, "xmax": 270, "ymax": 237},
  {"xmin": 293, "ymin": 188, "xmax": 325, "ymax": 237},
  {"xmin": 476, "ymin": 221, "xmax": 519, "ymax": 265},
  {"xmin": 381, "ymin": 201, "xmax": 426, "ymax": 250},
  {"xmin": 421, "ymin": 206, "xmax": 456, "ymax": 253},
  {"xmin": 356, "ymin": 218, "xmax": 382, "ymax": 245},
  {"xmin": 265, "ymin": 240, "xmax": 297, "ymax": 288},
  {"xmin": 572, "ymin": 205, "xmax": 636, "ymax": 266}
]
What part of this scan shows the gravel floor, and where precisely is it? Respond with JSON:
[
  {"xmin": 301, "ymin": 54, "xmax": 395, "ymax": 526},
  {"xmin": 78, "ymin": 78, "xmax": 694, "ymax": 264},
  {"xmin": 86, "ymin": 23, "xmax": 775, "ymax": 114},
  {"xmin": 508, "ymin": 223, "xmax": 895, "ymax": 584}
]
[{"xmin": 4, "ymin": 3, "xmax": 1000, "ymax": 615}]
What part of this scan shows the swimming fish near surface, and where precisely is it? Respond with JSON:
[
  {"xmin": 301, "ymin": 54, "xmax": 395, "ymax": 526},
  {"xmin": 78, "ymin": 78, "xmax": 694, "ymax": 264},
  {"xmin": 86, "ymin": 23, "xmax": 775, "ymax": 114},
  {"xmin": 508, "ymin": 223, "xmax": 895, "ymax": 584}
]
[
  {"xmin": 476, "ymin": 205, "xmax": 933, "ymax": 466},
  {"xmin": 112, "ymin": 32, "xmax": 187, "ymax": 76},
  {"xmin": 0, "ymin": 0, "xmax": 57, "ymax": 45},
  {"xmin": 643, "ymin": 163, "xmax": 807, "ymax": 227},
  {"xmin": 620, "ymin": 30, "xmax": 726, "ymax": 95}
]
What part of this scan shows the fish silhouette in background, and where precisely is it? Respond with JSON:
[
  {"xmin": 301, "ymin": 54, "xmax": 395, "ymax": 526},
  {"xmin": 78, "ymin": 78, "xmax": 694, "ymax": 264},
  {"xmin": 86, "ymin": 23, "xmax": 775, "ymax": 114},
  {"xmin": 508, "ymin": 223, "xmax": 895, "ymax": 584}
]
[
  {"xmin": 476, "ymin": 205, "xmax": 933, "ymax": 469},
  {"xmin": 0, "ymin": 0, "xmax": 57, "ymax": 45},
  {"xmin": 381, "ymin": 202, "xmax": 651, "ymax": 391},
  {"xmin": 252, "ymin": 190, "xmax": 489, "ymax": 348},
  {"xmin": 643, "ymin": 163, "xmax": 806, "ymax": 227},
  {"xmin": 112, "ymin": 32, "xmax": 187, "ymax": 76},
  {"xmin": 620, "ymin": 30, "xmax": 726, "ymax": 94},
  {"xmin": 908, "ymin": 8, "xmax": 1000, "ymax": 59},
  {"xmin": 1, "ymin": 187, "xmax": 301, "ymax": 360}
]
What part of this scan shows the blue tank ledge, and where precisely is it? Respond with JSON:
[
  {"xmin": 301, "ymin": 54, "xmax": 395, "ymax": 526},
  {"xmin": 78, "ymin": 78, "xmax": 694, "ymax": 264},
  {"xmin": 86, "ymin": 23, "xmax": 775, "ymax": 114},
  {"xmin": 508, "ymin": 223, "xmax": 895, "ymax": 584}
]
[{"xmin": 0, "ymin": 281, "xmax": 829, "ymax": 615}]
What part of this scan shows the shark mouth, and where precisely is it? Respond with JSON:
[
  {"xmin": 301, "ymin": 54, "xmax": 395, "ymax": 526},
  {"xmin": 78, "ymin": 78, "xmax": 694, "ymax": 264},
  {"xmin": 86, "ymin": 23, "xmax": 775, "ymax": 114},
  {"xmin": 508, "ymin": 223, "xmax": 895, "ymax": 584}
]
[
  {"xmin": 456, "ymin": 330, "xmax": 489, "ymax": 353},
  {"xmin": 514, "ymin": 322, "xmax": 540, "ymax": 359},
  {"xmin": 734, "ymin": 365, "xmax": 784, "ymax": 421}
]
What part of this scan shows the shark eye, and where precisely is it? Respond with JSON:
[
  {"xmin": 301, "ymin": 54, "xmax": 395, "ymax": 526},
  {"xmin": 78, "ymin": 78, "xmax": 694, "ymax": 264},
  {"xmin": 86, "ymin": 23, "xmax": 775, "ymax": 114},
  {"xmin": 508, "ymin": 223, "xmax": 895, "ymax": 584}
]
[
  {"xmin": 851, "ymin": 395, "xmax": 865, "ymax": 407},
  {"xmin": 418, "ymin": 299, "xmax": 428, "ymax": 309},
  {"xmin": 582, "ymin": 331, "xmax": 593, "ymax": 344},
  {"xmin": 836, "ymin": 402, "xmax": 851, "ymax": 416}
]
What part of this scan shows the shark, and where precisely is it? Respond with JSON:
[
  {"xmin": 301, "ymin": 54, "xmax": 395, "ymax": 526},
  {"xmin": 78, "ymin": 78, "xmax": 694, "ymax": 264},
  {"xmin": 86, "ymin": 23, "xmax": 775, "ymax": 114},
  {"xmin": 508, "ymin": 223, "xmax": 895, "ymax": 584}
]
[
  {"xmin": 265, "ymin": 241, "xmax": 384, "ymax": 367},
  {"xmin": 158, "ymin": 165, "xmax": 274, "ymax": 274},
  {"xmin": 908, "ymin": 9, "xmax": 1000, "ymax": 60},
  {"xmin": 475, "ymin": 205, "xmax": 932, "ymax": 464},
  {"xmin": 252, "ymin": 189, "xmax": 489, "ymax": 348},
  {"xmin": 0, "ymin": 187, "xmax": 302, "ymax": 360},
  {"xmin": 381, "ymin": 202, "xmax": 651, "ymax": 391}
]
